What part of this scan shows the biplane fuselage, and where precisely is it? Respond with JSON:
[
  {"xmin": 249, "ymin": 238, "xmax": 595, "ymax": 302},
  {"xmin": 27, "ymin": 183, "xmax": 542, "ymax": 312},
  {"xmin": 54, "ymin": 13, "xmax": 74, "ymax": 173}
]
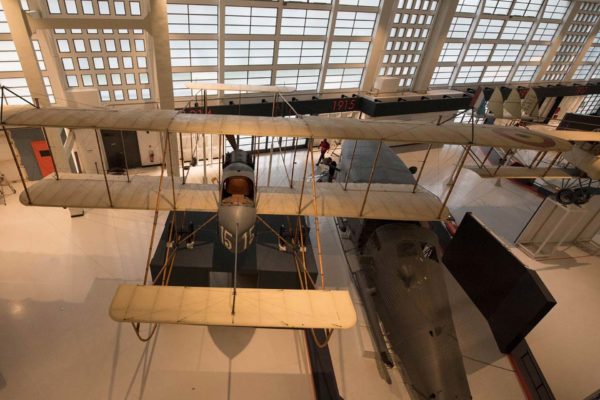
[{"xmin": 218, "ymin": 150, "xmax": 256, "ymax": 253}]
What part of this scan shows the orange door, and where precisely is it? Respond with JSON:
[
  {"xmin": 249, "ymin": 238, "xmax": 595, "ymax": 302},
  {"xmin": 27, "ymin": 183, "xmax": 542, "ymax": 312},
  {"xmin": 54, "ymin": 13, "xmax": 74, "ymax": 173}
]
[{"xmin": 31, "ymin": 140, "xmax": 55, "ymax": 177}]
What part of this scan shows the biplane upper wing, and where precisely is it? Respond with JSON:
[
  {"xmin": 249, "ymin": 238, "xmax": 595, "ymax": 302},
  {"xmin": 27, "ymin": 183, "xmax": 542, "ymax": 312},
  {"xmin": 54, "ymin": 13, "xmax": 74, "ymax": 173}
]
[
  {"xmin": 21, "ymin": 174, "xmax": 449, "ymax": 221},
  {"xmin": 2, "ymin": 106, "xmax": 572, "ymax": 152}
]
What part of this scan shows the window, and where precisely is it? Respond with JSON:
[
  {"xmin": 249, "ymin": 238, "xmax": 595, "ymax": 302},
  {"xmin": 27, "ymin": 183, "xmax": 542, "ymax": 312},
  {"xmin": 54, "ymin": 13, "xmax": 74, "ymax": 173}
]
[
  {"xmin": 57, "ymin": 39, "xmax": 70, "ymax": 53},
  {"xmin": 543, "ymin": 0, "xmax": 570, "ymax": 19},
  {"xmin": 447, "ymin": 17, "xmax": 472, "ymax": 39},
  {"xmin": 329, "ymin": 41, "xmax": 369, "ymax": 64},
  {"xmin": 512, "ymin": 0, "xmax": 543, "ymax": 17},
  {"xmin": 473, "ymin": 19, "xmax": 504, "ymax": 40},
  {"xmin": 100, "ymin": 90, "xmax": 110, "ymax": 102},
  {"xmin": 93, "ymin": 57, "xmax": 104, "ymax": 69},
  {"xmin": 276, "ymin": 69, "xmax": 319, "ymax": 91},
  {"xmin": 481, "ymin": 65, "xmax": 511, "ymax": 82},
  {"xmin": 583, "ymin": 47, "xmax": 600, "ymax": 62},
  {"xmin": 108, "ymin": 57, "xmax": 119, "ymax": 69},
  {"xmin": 483, "ymin": 0, "xmax": 511, "ymax": 14},
  {"xmin": 125, "ymin": 73, "xmax": 135, "ymax": 84},
  {"xmin": 105, "ymin": 39, "xmax": 116, "ymax": 52},
  {"xmin": 32, "ymin": 40, "xmax": 45, "ymax": 70},
  {"xmin": 97, "ymin": 74, "xmax": 108, "ymax": 86},
  {"xmin": 490, "ymin": 44, "xmax": 522, "ymax": 62},
  {"xmin": 66, "ymin": 75, "xmax": 78, "ymax": 87},
  {"xmin": 500, "ymin": 21, "xmax": 533, "ymax": 41},
  {"xmin": 0, "ymin": 41, "xmax": 22, "ymax": 72},
  {"xmin": 114, "ymin": 1, "xmax": 125, "ymax": 15},
  {"xmin": 142, "ymin": 89, "xmax": 151, "ymax": 99},
  {"xmin": 573, "ymin": 64, "xmax": 592, "ymax": 80},
  {"xmin": 90, "ymin": 39, "xmax": 101, "ymax": 52},
  {"xmin": 65, "ymin": 0, "xmax": 77, "ymax": 14},
  {"xmin": 168, "ymin": 4, "xmax": 218, "ymax": 34},
  {"xmin": 464, "ymin": 43, "xmax": 493, "ymax": 62},
  {"xmin": 120, "ymin": 40, "xmax": 131, "ymax": 52},
  {"xmin": 339, "ymin": 0, "xmax": 379, "ymax": 5},
  {"xmin": 114, "ymin": 90, "xmax": 124, "ymax": 101},
  {"xmin": 281, "ymin": 9, "xmax": 329, "ymax": 35},
  {"xmin": 82, "ymin": 74, "xmax": 93, "ymax": 86},
  {"xmin": 576, "ymin": 94, "xmax": 600, "ymax": 114},
  {"xmin": 111, "ymin": 73, "xmax": 121, "ymax": 85},
  {"xmin": 98, "ymin": 1, "xmax": 109, "ymax": 15},
  {"xmin": 279, "ymin": 41, "xmax": 325, "ymax": 64},
  {"xmin": 123, "ymin": 57, "xmax": 133, "ymax": 68},
  {"xmin": 130, "ymin": 2, "xmax": 141, "ymax": 16},
  {"xmin": 334, "ymin": 12, "xmax": 377, "ymax": 36},
  {"xmin": 77, "ymin": 58, "xmax": 90, "ymax": 70},
  {"xmin": 128, "ymin": 89, "xmax": 138, "ymax": 100},
  {"xmin": 455, "ymin": 65, "xmax": 484, "ymax": 84},
  {"xmin": 82, "ymin": 1, "xmax": 93, "ymax": 14},
  {"xmin": 225, "ymin": 6, "xmax": 277, "ymax": 35},
  {"xmin": 456, "ymin": 0, "xmax": 479, "ymax": 13},
  {"xmin": 139, "ymin": 73, "xmax": 149, "ymax": 84},
  {"xmin": 225, "ymin": 41, "xmax": 274, "ymax": 66},
  {"xmin": 438, "ymin": 43, "xmax": 463, "ymax": 62},
  {"xmin": 172, "ymin": 71, "xmax": 217, "ymax": 97},
  {"xmin": 522, "ymin": 45, "xmax": 547, "ymax": 62},
  {"xmin": 47, "ymin": 0, "xmax": 60, "ymax": 14},
  {"xmin": 324, "ymin": 68, "xmax": 363, "ymax": 89},
  {"xmin": 533, "ymin": 23, "xmax": 559, "ymax": 41},
  {"xmin": 224, "ymin": 70, "xmax": 271, "ymax": 93},
  {"xmin": 170, "ymin": 40, "xmax": 218, "ymax": 67},
  {"xmin": 62, "ymin": 58, "xmax": 74, "ymax": 70},
  {"xmin": 512, "ymin": 65, "xmax": 537, "ymax": 81},
  {"xmin": 137, "ymin": 56, "xmax": 147, "ymax": 68},
  {"xmin": 135, "ymin": 40, "xmax": 145, "ymax": 52},
  {"xmin": 430, "ymin": 66, "xmax": 454, "ymax": 85}
]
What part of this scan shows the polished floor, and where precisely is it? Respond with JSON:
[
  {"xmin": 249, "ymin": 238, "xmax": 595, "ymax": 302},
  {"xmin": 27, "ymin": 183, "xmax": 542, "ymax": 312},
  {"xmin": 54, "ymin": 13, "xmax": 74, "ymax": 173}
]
[{"xmin": 0, "ymin": 143, "xmax": 598, "ymax": 399}]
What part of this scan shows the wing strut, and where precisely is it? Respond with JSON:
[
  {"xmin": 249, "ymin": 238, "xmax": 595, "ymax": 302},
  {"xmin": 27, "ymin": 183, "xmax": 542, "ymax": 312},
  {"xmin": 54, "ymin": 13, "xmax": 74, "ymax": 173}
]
[{"xmin": 359, "ymin": 140, "xmax": 383, "ymax": 217}]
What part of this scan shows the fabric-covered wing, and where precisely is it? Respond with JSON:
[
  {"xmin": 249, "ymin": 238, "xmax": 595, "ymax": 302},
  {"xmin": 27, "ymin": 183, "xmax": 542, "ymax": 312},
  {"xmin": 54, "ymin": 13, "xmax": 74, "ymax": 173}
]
[
  {"xmin": 19, "ymin": 173, "xmax": 219, "ymax": 211},
  {"xmin": 2, "ymin": 106, "xmax": 572, "ymax": 151},
  {"xmin": 257, "ymin": 182, "xmax": 449, "ymax": 221},
  {"xmin": 109, "ymin": 284, "xmax": 357, "ymax": 329},
  {"xmin": 465, "ymin": 166, "xmax": 579, "ymax": 179}
]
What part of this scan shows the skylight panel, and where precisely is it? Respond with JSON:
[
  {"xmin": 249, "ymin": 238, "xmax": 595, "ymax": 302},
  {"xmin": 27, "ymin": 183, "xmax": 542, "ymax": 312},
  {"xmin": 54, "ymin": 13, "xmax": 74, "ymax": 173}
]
[
  {"xmin": 32, "ymin": 40, "xmax": 46, "ymax": 70},
  {"xmin": 456, "ymin": 0, "xmax": 478, "ymax": 13},
  {"xmin": 511, "ymin": 0, "xmax": 543, "ymax": 17},
  {"xmin": 334, "ymin": 12, "xmax": 376, "ymax": 36},
  {"xmin": 438, "ymin": 43, "xmax": 463, "ymax": 62},
  {"xmin": 170, "ymin": 40, "xmax": 218, "ymax": 67},
  {"xmin": 57, "ymin": 39, "xmax": 70, "ymax": 53},
  {"xmin": 225, "ymin": 6, "xmax": 277, "ymax": 35},
  {"xmin": 278, "ymin": 41, "xmax": 324, "ymax": 65},
  {"xmin": 66, "ymin": 75, "xmax": 78, "ymax": 87},
  {"xmin": 473, "ymin": 19, "xmax": 504, "ymax": 40},
  {"xmin": 573, "ymin": 64, "xmax": 592, "ymax": 79},
  {"xmin": 455, "ymin": 65, "xmax": 484, "ymax": 84},
  {"xmin": 430, "ymin": 66, "xmax": 454, "ymax": 85},
  {"xmin": 490, "ymin": 44, "xmax": 522, "ymax": 62},
  {"xmin": 483, "ymin": 0, "xmax": 511, "ymax": 15},
  {"xmin": 98, "ymin": 1, "xmax": 110, "ymax": 15},
  {"xmin": 281, "ymin": 9, "xmax": 330, "ymax": 36},
  {"xmin": 522, "ymin": 44, "xmax": 547, "ymax": 61},
  {"xmin": 225, "ymin": 41, "xmax": 274, "ymax": 66},
  {"xmin": 447, "ymin": 17, "xmax": 472, "ymax": 39},
  {"xmin": 275, "ymin": 69, "xmax": 319, "ymax": 91},
  {"xmin": 464, "ymin": 43, "xmax": 493, "ymax": 62},
  {"xmin": 167, "ymin": 4, "xmax": 218, "ymax": 35},
  {"xmin": 324, "ymin": 68, "xmax": 363, "ymax": 89},
  {"xmin": 224, "ymin": 70, "xmax": 272, "ymax": 92},
  {"xmin": 583, "ymin": 47, "xmax": 600, "ymax": 62},
  {"xmin": 339, "ymin": 0, "xmax": 380, "ymax": 6},
  {"xmin": 543, "ymin": 0, "xmax": 570, "ymax": 19},
  {"xmin": 0, "ymin": 78, "xmax": 30, "ymax": 104},
  {"xmin": 481, "ymin": 65, "xmax": 511, "ymax": 82},
  {"xmin": 47, "ymin": 0, "xmax": 60, "ymax": 14},
  {"xmin": 329, "ymin": 41, "xmax": 369, "ymax": 64},
  {"xmin": 533, "ymin": 23, "xmax": 559, "ymax": 41},
  {"xmin": 173, "ymin": 71, "xmax": 218, "ymax": 97},
  {"xmin": 500, "ymin": 21, "xmax": 533, "ymax": 41},
  {"xmin": 82, "ymin": 0, "xmax": 93, "ymax": 14},
  {"xmin": 512, "ymin": 65, "xmax": 537, "ymax": 81}
]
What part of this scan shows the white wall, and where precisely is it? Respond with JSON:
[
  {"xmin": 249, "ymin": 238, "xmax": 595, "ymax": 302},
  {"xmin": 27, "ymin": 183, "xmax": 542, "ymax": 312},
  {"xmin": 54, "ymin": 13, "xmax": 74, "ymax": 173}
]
[{"xmin": 136, "ymin": 130, "xmax": 163, "ymax": 166}]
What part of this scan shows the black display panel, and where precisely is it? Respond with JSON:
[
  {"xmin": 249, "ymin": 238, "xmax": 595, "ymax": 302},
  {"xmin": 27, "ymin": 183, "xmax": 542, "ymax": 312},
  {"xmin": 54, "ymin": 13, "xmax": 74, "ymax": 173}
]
[{"xmin": 442, "ymin": 213, "xmax": 556, "ymax": 353}]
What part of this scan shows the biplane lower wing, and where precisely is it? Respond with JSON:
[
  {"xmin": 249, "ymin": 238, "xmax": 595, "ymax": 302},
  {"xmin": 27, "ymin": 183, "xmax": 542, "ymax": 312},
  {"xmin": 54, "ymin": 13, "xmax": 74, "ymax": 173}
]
[
  {"xmin": 21, "ymin": 175, "xmax": 449, "ymax": 221},
  {"xmin": 465, "ymin": 166, "xmax": 579, "ymax": 179},
  {"xmin": 109, "ymin": 284, "xmax": 356, "ymax": 329}
]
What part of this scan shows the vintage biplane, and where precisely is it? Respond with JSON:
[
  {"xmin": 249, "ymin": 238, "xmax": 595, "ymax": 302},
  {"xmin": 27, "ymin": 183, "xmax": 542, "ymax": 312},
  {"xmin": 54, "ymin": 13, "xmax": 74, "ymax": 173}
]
[{"xmin": 0, "ymin": 83, "xmax": 577, "ymax": 333}]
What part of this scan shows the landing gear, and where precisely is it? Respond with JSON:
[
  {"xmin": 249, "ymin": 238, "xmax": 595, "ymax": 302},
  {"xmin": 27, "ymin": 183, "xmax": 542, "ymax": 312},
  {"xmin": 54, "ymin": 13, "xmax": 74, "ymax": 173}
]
[
  {"xmin": 555, "ymin": 177, "xmax": 596, "ymax": 205},
  {"xmin": 556, "ymin": 188, "xmax": 574, "ymax": 205}
]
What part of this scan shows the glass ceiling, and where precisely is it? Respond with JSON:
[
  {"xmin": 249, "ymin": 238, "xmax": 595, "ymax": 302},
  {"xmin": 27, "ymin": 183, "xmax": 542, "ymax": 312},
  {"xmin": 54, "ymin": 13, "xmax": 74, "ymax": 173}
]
[{"xmin": 0, "ymin": 0, "xmax": 598, "ymax": 107}]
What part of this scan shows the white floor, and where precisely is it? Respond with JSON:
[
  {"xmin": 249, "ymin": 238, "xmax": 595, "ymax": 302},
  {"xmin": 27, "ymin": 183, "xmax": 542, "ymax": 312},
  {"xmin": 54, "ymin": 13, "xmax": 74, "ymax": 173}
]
[{"xmin": 0, "ymin": 144, "xmax": 598, "ymax": 399}]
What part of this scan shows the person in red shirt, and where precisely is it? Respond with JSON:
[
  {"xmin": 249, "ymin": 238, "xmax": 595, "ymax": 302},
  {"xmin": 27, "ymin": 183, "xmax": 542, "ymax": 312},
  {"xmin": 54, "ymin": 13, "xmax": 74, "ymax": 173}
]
[{"xmin": 316, "ymin": 138, "xmax": 330, "ymax": 165}]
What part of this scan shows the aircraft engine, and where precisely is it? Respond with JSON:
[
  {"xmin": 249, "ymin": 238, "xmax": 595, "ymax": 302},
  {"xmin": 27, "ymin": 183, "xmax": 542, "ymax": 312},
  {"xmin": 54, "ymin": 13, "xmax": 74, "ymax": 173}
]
[{"xmin": 218, "ymin": 150, "xmax": 257, "ymax": 253}]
